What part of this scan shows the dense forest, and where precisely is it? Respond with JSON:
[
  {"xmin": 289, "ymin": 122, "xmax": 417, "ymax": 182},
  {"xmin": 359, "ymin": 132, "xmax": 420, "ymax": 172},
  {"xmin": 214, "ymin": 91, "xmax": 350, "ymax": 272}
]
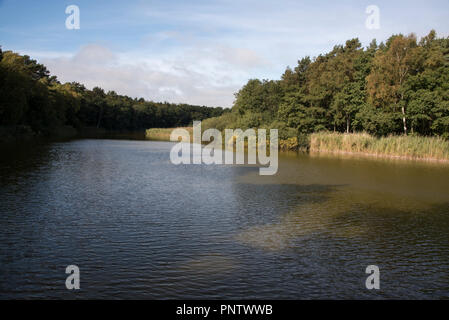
[
  {"xmin": 203, "ymin": 30, "xmax": 449, "ymax": 140},
  {"xmin": 1, "ymin": 30, "xmax": 448, "ymax": 142},
  {"xmin": 0, "ymin": 47, "xmax": 225, "ymax": 137}
]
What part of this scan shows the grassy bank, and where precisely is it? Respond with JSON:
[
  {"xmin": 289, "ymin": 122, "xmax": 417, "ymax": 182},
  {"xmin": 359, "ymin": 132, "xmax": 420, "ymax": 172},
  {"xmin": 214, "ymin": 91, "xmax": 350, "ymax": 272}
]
[
  {"xmin": 310, "ymin": 132, "xmax": 449, "ymax": 161},
  {"xmin": 145, "ymin": 127, "xmax": 449, "ymax": 162},
  {"xmin": 146, "ymin": 126, "xmax": 302, "ymax": 150},
  {"xmin": 145, "ymin": 127, "xmax": 193, "ymax": 141}
]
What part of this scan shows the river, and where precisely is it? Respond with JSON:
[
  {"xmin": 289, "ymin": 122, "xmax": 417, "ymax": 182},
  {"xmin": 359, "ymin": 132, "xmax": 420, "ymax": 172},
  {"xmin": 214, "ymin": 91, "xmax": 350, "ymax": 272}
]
[{"xmin": 0, "ymin": 139, "xmax": 448, "ymax": 299}]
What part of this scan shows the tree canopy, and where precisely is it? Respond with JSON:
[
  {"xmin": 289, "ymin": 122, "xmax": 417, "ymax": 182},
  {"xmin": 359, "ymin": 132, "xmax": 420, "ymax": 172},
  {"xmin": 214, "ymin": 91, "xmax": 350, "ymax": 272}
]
[
  {"xmin": 2, "ymin": 31, "xmax": 448, "ymax": 140},
  {"xmin": 204, "ymin": 30, "xmax": 449, "ymax": 139}
]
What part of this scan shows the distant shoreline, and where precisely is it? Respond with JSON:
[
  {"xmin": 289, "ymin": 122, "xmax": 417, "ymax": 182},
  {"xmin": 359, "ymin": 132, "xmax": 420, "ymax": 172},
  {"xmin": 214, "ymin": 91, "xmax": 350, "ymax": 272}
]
[
  {"xmin": 309, "ymin": 149, "xmax": 449, "ymax": 164},
  {"xmin": 146, "ymin": 127, "xmax": 449, "ymax": 164},
  {"xmin": 0, "ymin": 125, "xmax": 146, "ymax": 144},
  {"xmin": 3, "ymin": 125, "xmax": 447, "ymax": 164}
]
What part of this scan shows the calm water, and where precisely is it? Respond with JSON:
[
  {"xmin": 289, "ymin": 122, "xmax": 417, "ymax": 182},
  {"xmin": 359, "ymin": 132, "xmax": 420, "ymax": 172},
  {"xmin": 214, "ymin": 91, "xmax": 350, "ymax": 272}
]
[{"xmin": 0, "ymin": 139, "xmax": 448, "ymax": 299}]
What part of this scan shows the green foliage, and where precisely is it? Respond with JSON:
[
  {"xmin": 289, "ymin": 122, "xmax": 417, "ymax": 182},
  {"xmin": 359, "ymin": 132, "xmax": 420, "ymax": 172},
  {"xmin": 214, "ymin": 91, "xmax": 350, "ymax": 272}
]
[
  {"xmin": 202, "ymin": 111, "xmax": 237, "ymax": 132},
  {"xmin": 216, "ymin": 30, "xmax": 449, "ymax": 141},
  {"xmin": 234, "ymin": 79, "xmax": 282, "ymax": 117},
  {"xmin": 2, "ymin": 30, "xmax": 448, "ymax": 143}
]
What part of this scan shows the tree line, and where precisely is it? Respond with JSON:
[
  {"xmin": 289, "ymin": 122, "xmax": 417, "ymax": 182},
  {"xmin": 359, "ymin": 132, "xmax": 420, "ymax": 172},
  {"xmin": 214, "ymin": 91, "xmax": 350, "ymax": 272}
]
[
  {"xmin": 204, "ymin": 30, "xmax": 449, "ymax": 140},
  {"xmin": 2, "ymin": 30, "xmax": 448, "ymax": 140},
  {"xmin": 0, "ymin": 47, "xmax": 225, "ymax": 136}
]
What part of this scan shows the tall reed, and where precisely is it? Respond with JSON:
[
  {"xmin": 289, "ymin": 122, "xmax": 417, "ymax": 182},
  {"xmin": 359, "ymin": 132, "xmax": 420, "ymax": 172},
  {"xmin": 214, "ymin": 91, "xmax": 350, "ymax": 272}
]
[{"xmin": 310, "ymin": 132, "xmax": 449, "ymax": 160}]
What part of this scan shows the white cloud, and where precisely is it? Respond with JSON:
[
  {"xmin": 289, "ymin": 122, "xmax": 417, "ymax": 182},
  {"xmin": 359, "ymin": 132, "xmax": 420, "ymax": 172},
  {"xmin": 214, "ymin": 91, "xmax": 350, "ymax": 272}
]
[
  {"xmin": 39, "ymin": 43, "xmax": 266, "ymax": 107},
  {"xmin": 17, "ymin": 0, "xmax": 449, "ymax": 108}
]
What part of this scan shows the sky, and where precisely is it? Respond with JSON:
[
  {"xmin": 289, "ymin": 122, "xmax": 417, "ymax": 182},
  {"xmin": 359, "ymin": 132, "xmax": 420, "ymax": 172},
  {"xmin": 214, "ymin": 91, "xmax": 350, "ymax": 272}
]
[{"xmin": 0, "ymin": 0, "xmax": 448, "ymax": 107}]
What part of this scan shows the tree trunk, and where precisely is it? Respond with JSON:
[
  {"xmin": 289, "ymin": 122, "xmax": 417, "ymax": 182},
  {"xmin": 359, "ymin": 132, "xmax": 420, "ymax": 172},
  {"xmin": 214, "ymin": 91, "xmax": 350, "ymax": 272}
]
[
  {"xmin": 401, "ymin": 106, "xmax": 407, "ymax": 135},
  {"xmin": 97, "ymin": 106, "xmax": 103, "ymax": 128},
  {"xmin": 346, "ymin": 116, "xmax": 350, "ymax": 134}
]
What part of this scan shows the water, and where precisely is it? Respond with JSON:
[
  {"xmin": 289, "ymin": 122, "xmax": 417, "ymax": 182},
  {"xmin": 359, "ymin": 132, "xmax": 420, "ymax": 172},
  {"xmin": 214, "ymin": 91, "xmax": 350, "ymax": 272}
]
[{"xmin": 0, "ymin": 139, "xmax": 448, "ymax": 299}]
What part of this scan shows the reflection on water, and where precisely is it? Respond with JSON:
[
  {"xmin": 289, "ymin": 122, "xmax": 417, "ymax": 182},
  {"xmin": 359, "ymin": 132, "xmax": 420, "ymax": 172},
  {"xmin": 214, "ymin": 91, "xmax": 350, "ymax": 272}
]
[
  {"xmin": 235, "ymin": 188, "xmax": 448, "ymax": 250},
  {"xmin": 0, "ymin": 139, "xmax": 448, "ymax": 299}
]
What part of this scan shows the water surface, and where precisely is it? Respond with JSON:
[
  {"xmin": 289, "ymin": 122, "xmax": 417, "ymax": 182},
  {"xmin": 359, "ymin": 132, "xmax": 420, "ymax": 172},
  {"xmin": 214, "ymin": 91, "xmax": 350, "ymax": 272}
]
[{"xmin": 0, "ymin": 139, "xmax": 448, "ymax": 299}]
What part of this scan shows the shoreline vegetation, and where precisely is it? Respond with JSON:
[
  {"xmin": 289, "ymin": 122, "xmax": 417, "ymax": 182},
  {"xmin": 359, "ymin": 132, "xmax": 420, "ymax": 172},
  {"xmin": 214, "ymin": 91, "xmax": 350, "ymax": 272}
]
[
  {"xmin": 143, "ymin": 29, "xmax": 449, "ymax": 164},
  {"xmin": 0, "ymin": 125, "xmax": 146, "ymax": 143},
  {"xmin": 309, "ymin": 132, "xmax": 449, "ymax": 162},
  {"xmin": 145, "ymin": 127, "xmax": 193, "ymax": 141},
  {"xmin": 146, "ymin": 127, "xmax": 449, "ymax": 163},
  {"xmin": 2, "ymin": 30, "xmax": 448, "ymax": 162}
]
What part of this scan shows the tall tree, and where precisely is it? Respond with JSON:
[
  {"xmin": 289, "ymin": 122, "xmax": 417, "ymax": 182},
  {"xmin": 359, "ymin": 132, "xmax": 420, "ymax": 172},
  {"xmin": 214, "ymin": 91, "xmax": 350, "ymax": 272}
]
[{"xmin": 367, "ymin": 34, "xmax": 419, "ymax": 135}]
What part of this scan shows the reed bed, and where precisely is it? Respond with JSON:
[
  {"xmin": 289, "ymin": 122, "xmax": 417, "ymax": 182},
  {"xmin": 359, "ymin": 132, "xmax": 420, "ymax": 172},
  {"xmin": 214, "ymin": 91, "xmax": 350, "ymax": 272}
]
[
  {"xmin": 145, "ymin": 127, "xmax": 193, "ymax": 141},
  {"xmin": 146, "ymin": 128, "xmax": 449, "ymax": 161},
  {"xmin": 310, "ymin": 132, "xmax": 449, "ymax": 161}
]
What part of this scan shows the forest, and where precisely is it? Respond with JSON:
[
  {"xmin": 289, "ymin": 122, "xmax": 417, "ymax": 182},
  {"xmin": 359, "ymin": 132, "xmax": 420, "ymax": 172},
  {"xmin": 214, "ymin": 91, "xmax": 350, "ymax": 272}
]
[
  {"xmin": 1, "ymin": 30, "xmax": 448, "ymax": 144},
  {"xmin": 203, "ymin": 30, "xmax": 449, "ymax": 142},
  {"xmin": 0, "ymin": 46, "xmax": 225, "ymax": 138}
]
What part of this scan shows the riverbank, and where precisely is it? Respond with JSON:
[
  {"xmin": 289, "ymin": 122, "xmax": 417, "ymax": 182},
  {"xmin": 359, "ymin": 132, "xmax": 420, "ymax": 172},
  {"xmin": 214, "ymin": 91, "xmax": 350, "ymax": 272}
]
[
  {"xmin": 145, "ymin": 128, "xmax": 449, "ymax": 163},
  {"xmin": 310, "ymin": 132, "xmax": 449, "ymax": 162},
  {"xmin": 145, "ymin": 127, "xmax": 193, "ymax": 141}
]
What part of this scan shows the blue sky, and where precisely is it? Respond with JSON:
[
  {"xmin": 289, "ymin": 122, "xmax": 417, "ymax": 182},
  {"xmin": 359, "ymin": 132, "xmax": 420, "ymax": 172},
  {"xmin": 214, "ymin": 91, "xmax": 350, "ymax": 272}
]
[{"xmin": 1, "ymin": 0, "xmax": 448, "ymax": 107}]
